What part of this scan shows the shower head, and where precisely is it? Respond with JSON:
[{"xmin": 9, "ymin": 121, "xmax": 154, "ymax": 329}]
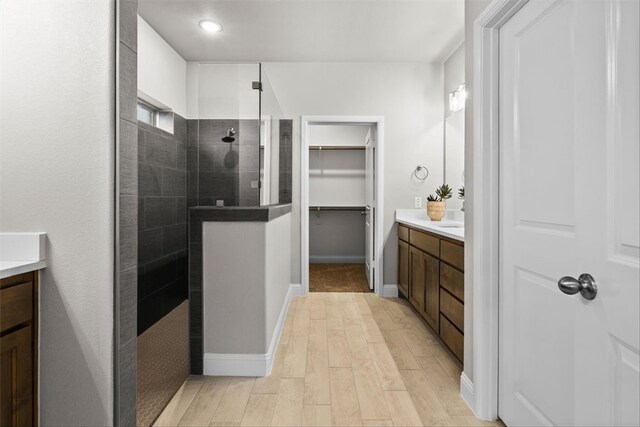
[{"xmin": 222, "ymin": 128, "xmax": 236, "ymax": 143}]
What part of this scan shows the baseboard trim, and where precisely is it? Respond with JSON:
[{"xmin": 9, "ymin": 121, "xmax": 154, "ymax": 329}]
[
  {"xmin": 203, "ymin": 283, "xmax": 296, "ymax": 377},
  {"xmin": 309, "ymin": 255, "xmax": 365, "ymax": 264},
  {"xmin": 460, "ymin": 372, "xmax": 475, "ymax": 415},
  {"xmin": 289, "ymin": 283, "xmax": 304, "ymax": 296},
  {"xmin": 381, "ymin": 284, "xmax": 398, "ymax": 297}
]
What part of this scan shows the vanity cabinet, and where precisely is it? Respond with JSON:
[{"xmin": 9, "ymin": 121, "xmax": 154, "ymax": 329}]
[
  {"xmin": 1, "ymin": 272, "xmax": 38, "ymax": 427},
  {"xmin": 397, "ymin": 223, "xmax": 464, "ymax": 361}
]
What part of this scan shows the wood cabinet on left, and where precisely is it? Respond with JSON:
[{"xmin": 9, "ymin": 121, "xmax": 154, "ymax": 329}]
[{"xmin": 1, "ymin": 271, "xmax": 38, "ymax": 427}]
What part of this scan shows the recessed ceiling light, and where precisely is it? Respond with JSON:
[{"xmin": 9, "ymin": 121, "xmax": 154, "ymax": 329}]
[{"xmin": 199, "ymin": 20, "xmax": 222, "ymax": 33}]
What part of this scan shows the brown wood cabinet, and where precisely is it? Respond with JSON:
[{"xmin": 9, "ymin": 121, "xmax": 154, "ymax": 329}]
[
  {"xmin": 1, "ymin": 272, "xmax": 38, "ymax": 427},
  {"xmin": 397, "ymin": 239, "xmax": 409, "ymax": 297},
  {"xmin": 397, "ymin": 223, "xmax": 464, "ymax": 361}
]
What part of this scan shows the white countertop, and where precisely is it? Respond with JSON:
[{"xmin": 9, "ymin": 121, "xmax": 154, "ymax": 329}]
[
  {"xmin": 0, "ymin": 232, "xmax": 47, "ymax": 279},
  {"xmin": 395, "ymin": 209, "xmax": 464, "ymax": 242},
  {"xmin": 0, "ymin": 260, "xmax": 47, "ymax": 279}
]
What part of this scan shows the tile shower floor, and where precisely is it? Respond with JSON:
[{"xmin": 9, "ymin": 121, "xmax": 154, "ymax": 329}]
[
  {"xmin": 137, "ymin": 301, "xmax": 189, "ymax": 427},
  {"xmin": 154, "ymin": 293, "xmax": 503, "ymax": 426},
  {"xmin": 309, "ymin": 263, "xmax": 372, "ymax": 293}
]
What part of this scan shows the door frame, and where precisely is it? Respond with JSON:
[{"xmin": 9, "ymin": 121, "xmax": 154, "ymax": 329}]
[
  {"xmin": 300, "ymin": 115, "xmax": 385, "ymax": 296},
  {"xmin": 469, "ymin": 0, "xmax": 529, "ymax": 421}
]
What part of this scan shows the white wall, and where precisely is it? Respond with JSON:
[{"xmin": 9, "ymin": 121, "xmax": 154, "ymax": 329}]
[
  {"xmin": 262, "ymin": 62, "xmax": 444, "ymax": 285},
  {"xmin": 0, "ymin": 1, "xmax": 115, "ymax": 424},
  {"xmin": 196, "ymin": 63, "xmax": 260, "ymax": 119},
  {"xmin": 138, "ymin": 15, "xmax": 187, "ymax": 117},
  {"xmin": 444, "ymin": 43, "xmax": 466, "ymax": 210},
  {"xmin": 464, "ymin": 0, "xmax": 493, "ymax": 384}
]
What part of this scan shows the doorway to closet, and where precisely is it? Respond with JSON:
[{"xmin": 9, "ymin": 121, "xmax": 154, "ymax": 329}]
[{"xmin": 301, "ymin": 116, "xmax": 385, "ymax": 296}]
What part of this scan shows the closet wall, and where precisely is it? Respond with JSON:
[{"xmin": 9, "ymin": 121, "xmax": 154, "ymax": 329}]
[{"xmin": 308, "ymin": 125, "xmax": 370, "ymax": 263}]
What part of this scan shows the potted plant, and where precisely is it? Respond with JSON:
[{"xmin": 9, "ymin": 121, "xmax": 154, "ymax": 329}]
[
  {"xmin": 458, "ymin": 186, "xmax": 465, "ymax": 212},
  {"xmin": 426, "ymin": 184, "xmax": 452, "ymax": 221}
]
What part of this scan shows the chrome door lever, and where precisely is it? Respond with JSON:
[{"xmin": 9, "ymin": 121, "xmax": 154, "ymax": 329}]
[{"xmin": 557, "ymin": 273, "xmax": 598, "ymax": 300}]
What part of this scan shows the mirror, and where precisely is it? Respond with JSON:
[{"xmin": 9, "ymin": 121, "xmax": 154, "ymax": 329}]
[{"xmin": 444, "ymin": 43, "xmax": 465, "ymax": 210}]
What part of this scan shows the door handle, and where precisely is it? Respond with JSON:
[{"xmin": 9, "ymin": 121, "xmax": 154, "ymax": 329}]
[{"xmin": 557, "ymin": 273, "xmax": 597, "ymax": 300}]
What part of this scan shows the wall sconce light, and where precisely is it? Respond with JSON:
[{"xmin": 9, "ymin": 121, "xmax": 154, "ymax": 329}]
[{"xmin": 449, "ymin": 84, "xmax": 466, "ymax": 113}]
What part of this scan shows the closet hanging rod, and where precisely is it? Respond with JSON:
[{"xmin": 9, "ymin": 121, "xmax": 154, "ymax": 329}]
[
  {"xmin": 309, "ymin": 206, "xmax": 366, "ymax": 211},
  {"xmin": 309, "ymin": 146, "xmax": 366, "ymax": 151}
]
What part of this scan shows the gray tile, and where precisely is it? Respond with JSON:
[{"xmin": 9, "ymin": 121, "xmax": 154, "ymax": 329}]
[
  {"xmin": 119, "ymin": 43, "xmax": 137, "ymax": 123},
  {"xmin": 187, "ymin": 146, "xmax": 199, "ymax": 171},
  {"xmin": 138, "ymin": 197, "xmax": 145, "ymax": 227},
  {"xmin": 144, "ymin": 197, "xmax": 177, "ymax": 228},
  {"xmin": 190, "ymin": 337, "xmax": 203, "ymax": 375},
  {"xmin": 120, "ymin": 226, "xmax": 137, "ymax": 270},
  {"xmin": 145, "ymin": 131, "xmax": 176, "ymax": 168},
  {"xmin": 119, "ymin": 195, "xmax": 137, "ymax": 229},
  {"xmin": 121, "ymin": 119, "xmax": 138, "ymax": 160},
  {"xmin": 238, "ymin": 119, "xmax": 259, "ymax": 146},
  {"xmin": 163, "ymin": 224, "xmax": 187, "ymax": 255},
  {"xmin": 162, "ymin": 169, "xmax": 186, "ymax": 197},
  {"xmin": 139, "ymin": 163, "xmax": 162, "ymax": 197},
  {"xmin": 198, "ymin": 171, "xmax": 238, "ymax": 198},
  {"xmin": 120, "ymin": 152, "xmax": 137, "ymax": 196},
  {"xmin": 188, "ymin": 243, "xmax": 202, "ymax": 290},
  {"xmin": 139, "ymin": 229, "xmax": 162, "ymax": 264},
  {"xmin": 239, "ymin": 196, "xmax": 259, "ymax": 207},
  {"xmin": 176, "ymin": 143, "xmax": 186, "ymax": 170},
  {"xmin": 189, "ymin": 220, "xmax": 202, "ymax": 244},
  {"xmin": 198, "ymin": 143, "xmax": 216, "ymax": 172},
  {"xmin": 176, "ymin": 197, "xmax": 187, "ymax": 224},
  {"xmin": 138, "ymin": 127, "xmax": 146, "ymax": 161},
  {"xmin": 187, "ymin": 171, "xmax": 198, "ymax": 199},
  {"xmin": 119, "ymin": 0, "xmax": 137, "ymax": 53},
  {"xmin": 118, "ymin": 336, "xmax": 137, "ymax": 426},
  {"xmin": 187, "ymin": 198, "xmax": 198, "ymax": 209},
  {"xmin": 199, "ymin": 119, "xmax": 238, "ymax": 146},
  {"xmin": 119, "ymin": 267, "xmax": 137, "ymax": 345},
  {"xmin": 187, "ymin": 119, "xmax": 199, "ymax": 147},
  {"xmin": 174, "ymin": 114, "xmax": 187, "ymax": 144},
  {"xmin": 238, "ymin": 145, "xmax": 259, "ymax": 172},
  {"xmin": 189, "ymin": 291, "xmax": 202, "ymax": 337}
]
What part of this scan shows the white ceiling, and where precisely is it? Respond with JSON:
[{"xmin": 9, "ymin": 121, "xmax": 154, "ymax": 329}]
[{"xmin": 138, "ymin": 0, "xmax": 464, "ymax": 63}]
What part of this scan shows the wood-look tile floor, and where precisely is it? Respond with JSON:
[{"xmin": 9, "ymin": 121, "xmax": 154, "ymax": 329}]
[{"xmin": 154, "ymin": 293, "xmax": 503, "ymax": 427}]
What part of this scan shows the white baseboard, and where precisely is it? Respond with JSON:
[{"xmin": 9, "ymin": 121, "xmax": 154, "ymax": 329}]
[
  {"xmin": 309, "ymin": 255, "xmax": 365, "ymax": 264},
  {"xmin": 203, "ymin": 283, "xmax": 296, "ymax": 377},
  {"xmin": 460, "ymin": 372, "xmax": 476, "ymax": 415},
  {"xmin": 289, "ymin": 283, "xmax": 304, "ymax": 296},
  {"xmin": 381, "ymin": 284, "xmax": 398, "ymax": 297}
]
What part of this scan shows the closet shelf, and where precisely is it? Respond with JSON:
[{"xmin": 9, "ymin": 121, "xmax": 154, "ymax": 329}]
[
  {"xmin": 309, "ymin": 205, "xmax": 366, "ymax": 211},
  {"xmin": 309, "ymin": 146, "xmax": 366, "ymax": 151}
]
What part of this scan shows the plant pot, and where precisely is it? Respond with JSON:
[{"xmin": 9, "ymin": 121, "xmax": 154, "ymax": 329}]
[{"xmin": 426, "ymin": 201, "xmax": 446, "ymax": 221}]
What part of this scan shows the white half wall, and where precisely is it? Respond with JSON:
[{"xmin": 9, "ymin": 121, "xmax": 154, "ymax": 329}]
[
  {"xmin": 138, "ymin": 15, "xmax": 187, "ymax": 116},
  {"xmin": 262, "ymin": 62, "xmax": 445, "ymax": 285},
  {"xmin": 0, "ymin": 1, "xmax": 115, "ymax": 424}
]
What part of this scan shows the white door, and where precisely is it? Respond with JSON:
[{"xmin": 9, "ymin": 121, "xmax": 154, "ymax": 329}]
[
  {"xmin": 364, "ymin": 128, "xmax": 375, "ymax": 290},
  {"xmin": 499, "ymin": 0, "xmax": 639, "ymax": 426}
]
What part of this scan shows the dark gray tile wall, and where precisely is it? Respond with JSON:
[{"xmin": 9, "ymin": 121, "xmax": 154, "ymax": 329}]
[
  {"xmin": 279, "ymin": 120, "xmax": 293, "ymax": 204},
  {"xmin": 187, "ymin": 119, "xmax": 260, "ymax": 208},
  {"xmin": 116, "ymin": 0, "xmax": 138, "ymax": 425},
  {"xmin": 137, "ymin": 116, "xmax": 188, "ymax": 335}
]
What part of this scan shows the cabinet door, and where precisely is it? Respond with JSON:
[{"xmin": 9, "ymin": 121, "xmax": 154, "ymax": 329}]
[
  {"xmin": 422, "ymin": 252, "xmax": 440, "ymax": 331},
  {"xmin": 398, "ymin": 240, "xmax": 409, "ymax": 297},
  {"xmin": 1, "ymin": 326, "xmax": 33, "ymax": 427},
  {"xmin": 409, "ymin": 246, "xmax": 425, "ymax": 312}
]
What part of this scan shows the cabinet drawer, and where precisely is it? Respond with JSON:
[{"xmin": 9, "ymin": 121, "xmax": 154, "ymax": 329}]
[
  {"xmin": 398, "ymin": 224, "xmax": 409, "ymax": 242},
  {"xmin": 440, "ymin": 262, "xmax": 464, "ymax": 301},
  {"xmin": 440, "ymin": 314, "xmax": 463, "ymax": 362},
  {"xmin": 409, "ymin": 229, "xmax": 439, "ymax": 257},
  {"xmin": 440, "ymin": 240, "xmax": 464, "ymax": 271},
  {"xmin": 0, "ymin": 282, "xmax": 33, "ymax": 332},
  {"xmin": 440, "ymin": 288, "xmax": 463, "ymax": 331}
]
